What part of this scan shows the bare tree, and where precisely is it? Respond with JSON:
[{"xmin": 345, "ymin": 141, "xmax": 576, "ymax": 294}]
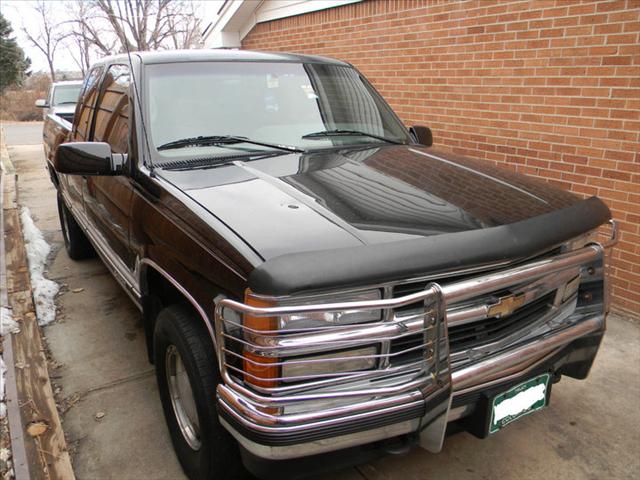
[
  {"xmin": 65, "ymin": 1, "xmax": 109, "ymax": 75},
  {"xmin": 166, "ymin": 1, "xmax": 202, "ymax": 49},
  {"xmin": 66, "ymin": 29, "xmax": 92, "ymax": 76},
  {"xmin": 22, "ymin": 0, "xmax": 66, "ymax": 81},
  {"xmin": 68, "ymin": 1, "xmax": 118, "ymax": 57},
  {"xmin": 70, "ymin": 0, "xmax": 202, "ymax": 56}
]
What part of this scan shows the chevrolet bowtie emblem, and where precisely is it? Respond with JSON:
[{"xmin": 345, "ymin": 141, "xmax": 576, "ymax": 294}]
[{"xmin": 487, "ymin": 293, "xmax": 526, "ymax": 318}]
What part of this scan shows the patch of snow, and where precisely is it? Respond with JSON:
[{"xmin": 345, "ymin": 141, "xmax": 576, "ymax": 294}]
[
  {"xmin": 0, "ymin": 308, "xmax": 19, "ymax": 336},
  {"xmin": 0, "ymin": 448, "xmax": 10, "ymax": 463},
  {"xmin": 19, "ymin": 208, "xmax": 59, "ymax": 326}
]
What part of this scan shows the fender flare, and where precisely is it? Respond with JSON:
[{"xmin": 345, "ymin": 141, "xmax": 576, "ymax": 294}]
[{"xmin": 139, "ymin": 258, "xmax": 218, "ymax": 352}]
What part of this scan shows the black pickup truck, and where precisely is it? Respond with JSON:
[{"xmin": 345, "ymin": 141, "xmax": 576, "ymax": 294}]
[{"xmin": 45, "ymin": 50, "xmax": 617, "ymax": 480}]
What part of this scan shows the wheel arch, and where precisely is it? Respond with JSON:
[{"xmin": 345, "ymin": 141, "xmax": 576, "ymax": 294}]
[{"xmin": 139, "ymin": 259, "xmax": 218, "ymax": 363}]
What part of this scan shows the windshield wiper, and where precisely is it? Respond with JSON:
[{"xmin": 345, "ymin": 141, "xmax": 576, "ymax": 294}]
[
  {"xmin": 157, "ymin": 135, "xmax": 304, "ymax": 153},
  {"xmin": 301, "ymin": 129, "xmax": 402, "ymax": 145},
  {"xmin": 159, "ymin": 150, "xmax": 288, "ymax": 171}
]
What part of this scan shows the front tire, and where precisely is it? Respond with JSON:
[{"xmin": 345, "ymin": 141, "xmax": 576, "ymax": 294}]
[
  {"xmin": 57, "ymin": 193, "xmax": 94, "ymax": 260},
  {"xmin": 154, "ymin": 304, "xmax": 247, "ymax": 480}
]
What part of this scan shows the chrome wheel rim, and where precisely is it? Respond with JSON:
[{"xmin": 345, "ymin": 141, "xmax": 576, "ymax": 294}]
[{"xmin": 166, "ymin": 345, "xmax": 201, "ymax": 450}]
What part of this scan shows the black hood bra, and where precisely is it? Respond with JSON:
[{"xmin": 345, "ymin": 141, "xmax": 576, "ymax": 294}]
[{"xmin": 249, "ymin": 196, "xmax": 610, "ymax": 295}]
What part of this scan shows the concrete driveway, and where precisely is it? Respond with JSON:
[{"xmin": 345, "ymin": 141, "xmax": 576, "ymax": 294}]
[
  {"xmin": 4, "ymin": 122, "xmax": 640, "ymax": 479},
  {"xmin": 2, "ymin": 122, "xmax": 44, "ymax": 146}
]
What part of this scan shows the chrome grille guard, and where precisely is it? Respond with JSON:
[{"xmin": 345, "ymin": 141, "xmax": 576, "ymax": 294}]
[{"xmin": 213, "ymin": 222, "xmax": 617, "ymax": 457}]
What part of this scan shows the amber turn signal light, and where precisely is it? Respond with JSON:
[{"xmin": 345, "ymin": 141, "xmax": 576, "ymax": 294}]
[{"xmin": 243, "ymin": 290, "xmax": 279, "ymax": 388}]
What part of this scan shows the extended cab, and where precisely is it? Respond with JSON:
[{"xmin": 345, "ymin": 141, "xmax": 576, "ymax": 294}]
[{"xmin": 45, "ymin": 50, "xmax": 616, "ymax": 480}]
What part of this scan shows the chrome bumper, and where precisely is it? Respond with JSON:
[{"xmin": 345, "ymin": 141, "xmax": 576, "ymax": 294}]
[{"xmin": 214, "ymin": 225, "xmax": 617, "ymax": 461}]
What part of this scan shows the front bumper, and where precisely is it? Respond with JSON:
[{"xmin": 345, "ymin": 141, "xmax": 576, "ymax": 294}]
[
  {"xmin": 220, "ymin": 313, "xmax": 604, "ymax": 461},
  {"xmin": 213, "ymin": 225, "xmax": 616, "ymax": 463},
  {"xmin": 238, "ymin": 329, "xmax": 604, "ymax": 479}
]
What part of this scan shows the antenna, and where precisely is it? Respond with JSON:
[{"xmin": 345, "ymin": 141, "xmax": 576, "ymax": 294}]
[{"xmin": 115, "ymin": 1, "xmax": 154, "ymax": 174}]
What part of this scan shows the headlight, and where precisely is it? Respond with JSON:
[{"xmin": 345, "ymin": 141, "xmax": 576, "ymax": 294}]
[
  {"xmin": 281, "ymin": 346, "xmax": 378, "ymax": 381},
  {"xmin": 240, "ymin": 289, "xmax": 382, "ymax": 389},
  {"xmin": 278, "ymin": 289, "xmax": 382, "ymax": 330}
]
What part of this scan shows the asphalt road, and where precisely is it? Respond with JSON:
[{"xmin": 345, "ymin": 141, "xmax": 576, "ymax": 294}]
[{"xmin": 5, "ymin": 124, "xmax": 640, "ymax": 479}]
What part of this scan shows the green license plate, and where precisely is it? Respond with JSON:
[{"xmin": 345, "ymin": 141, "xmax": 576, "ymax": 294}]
[{"xmin": 489, "ymin": 373, "xmax": 551, "ymax": 434}]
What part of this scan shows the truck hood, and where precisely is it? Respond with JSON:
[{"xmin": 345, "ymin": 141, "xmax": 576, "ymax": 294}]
[{"xmin": 158, "ymin": 145, "xmax": 580, "ymax": 261}]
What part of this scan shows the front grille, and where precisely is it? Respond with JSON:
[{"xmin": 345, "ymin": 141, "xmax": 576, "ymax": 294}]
[
  {"xmin": 389, "ymin": 291, "xmax": 556, "ymax": 365},
  {"xmin": 388, "ymin": 248, "xmax": 563, "ymax": 365},
  {"xmin": 448, "ymin": 291, "xmax": 555, "ymax": 352},
  {"xmin": 392, "ymin": 248, "xmax": 562, "ymax": 312},
  {"xmin": 388, "ymin": 333, "xmax": 424, "ymax": 366}
]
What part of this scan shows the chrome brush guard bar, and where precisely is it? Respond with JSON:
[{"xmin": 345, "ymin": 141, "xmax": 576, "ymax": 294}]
[{"xmin": 213, "ymin": 222, "xmax": 617, "ymax": 460}]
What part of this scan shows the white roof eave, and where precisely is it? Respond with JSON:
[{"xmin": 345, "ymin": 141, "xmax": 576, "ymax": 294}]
[{"xmin": 203, "ymin": 0, "xmax": 362, "ymax": 48}]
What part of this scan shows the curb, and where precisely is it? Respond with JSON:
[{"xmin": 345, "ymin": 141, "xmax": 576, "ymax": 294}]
[
  {"xmin": 1, "ymin": 126, "xmax": 75, "ymax": 480},
  {"xmin": 2, "ymin": 125, "xmax": 30, "ymax": 480},
  {"xmin": 1, "ymin": 125, "xmax": 30, "ymax": 480}
]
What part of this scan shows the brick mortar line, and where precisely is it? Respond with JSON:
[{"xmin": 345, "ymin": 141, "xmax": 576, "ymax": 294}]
[
  {"xmin": 386, "ymin": 94, "xmax": 640, "ymax": 102},
  {"xmin": 261, "ymin": 15, "xmax": 637, "ymax": 34},
  {"xmin": 257, "ymin": 26, "xmax": 639, "ymax": 43},
  {"xmin": 401, "ymin": 117, "xmax": 640, "ymax": 135},
  {"xmin": 414, "ymin": 133, "xmax": 639, "ymax": 152},
  {"xmin": 256, "ymin": 34, "xmax": 640, "ymax": 45}
]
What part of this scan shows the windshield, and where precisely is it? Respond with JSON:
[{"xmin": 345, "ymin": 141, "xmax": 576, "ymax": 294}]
[
  {"xmin": 146, "ymin": 61, "xmax": 412, "ymax": 157},
  {"xmin": 52, "ymin": 84, "xmax": 82, "ymax": 106}
]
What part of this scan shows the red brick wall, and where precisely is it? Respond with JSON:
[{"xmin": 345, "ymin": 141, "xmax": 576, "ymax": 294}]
[{"xmin": 242, "ymin": 0, "xmax": 640, "ymax": 317}]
